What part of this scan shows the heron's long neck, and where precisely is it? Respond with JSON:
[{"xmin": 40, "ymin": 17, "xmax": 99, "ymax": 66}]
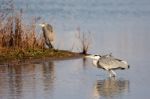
[{"xmin": 92, "ymin": 59, "xmax": 99, "ymax": 67}]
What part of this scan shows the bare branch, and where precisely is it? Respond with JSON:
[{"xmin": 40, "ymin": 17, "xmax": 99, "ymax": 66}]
[{"xmin": 76, "ymin": 30, "xmax": 92, "ymax": 54}]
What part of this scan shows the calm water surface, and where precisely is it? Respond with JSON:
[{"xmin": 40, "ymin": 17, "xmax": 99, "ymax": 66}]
[{"xmin": 0, "ymin": 0, "xmax": 150, "ymax": 99}]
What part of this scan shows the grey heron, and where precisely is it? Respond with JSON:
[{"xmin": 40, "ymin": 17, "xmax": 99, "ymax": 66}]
[
  {"xmin": 86, "ymin": 54, "xmax": 130, "ymax": 77},
  {"xmin": 39, "ymin": 23, "xmax": 55, "ymax": 49}
]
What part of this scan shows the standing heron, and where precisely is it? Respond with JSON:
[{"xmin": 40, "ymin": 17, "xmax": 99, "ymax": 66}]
[
  {"xmin": 86, "ymin": 54, "xmax": 130, "ymax": 77},
  {"xmin": 39, "ymin": 23, "xmax": 55, "ymax": 49}
]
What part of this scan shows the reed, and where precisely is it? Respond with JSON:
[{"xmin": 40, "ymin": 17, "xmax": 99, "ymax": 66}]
[
  {"xmin": 0, "ymin": 12, "xmax": 45, "ymax": 51},
  {"xmin": 0, "ymin": 4, "xmax": 46, "ymax": 61}
]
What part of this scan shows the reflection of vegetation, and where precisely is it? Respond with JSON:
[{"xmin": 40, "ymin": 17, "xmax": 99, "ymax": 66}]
[
  {"xmin": 0, "ymin": 62, "xmax": 56, "ymax": 98},
  {"xmin": 0, "ymin": 64, "xmax": 23, "ymax": 99},
  {"xmin": 42, "ymin": 61, "xmax": 55, "ymax": 93},
  {"xmin": 93, "ymin": 78, "xmax": 129, "ymax": 98}
]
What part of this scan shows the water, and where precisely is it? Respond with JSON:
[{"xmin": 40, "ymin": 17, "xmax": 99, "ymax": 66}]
[
  {"xmin": 1, "ymin": 0, "xmax": 150, "ymax": 99},
  {"xmin": 0, "ymin": 57, "xmax": 149, "ymax": 99}
]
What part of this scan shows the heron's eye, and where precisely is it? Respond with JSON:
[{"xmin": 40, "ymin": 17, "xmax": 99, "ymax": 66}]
[{"xmin": 94, "ymin": 55, "xmax": 101, "ymax": 58}]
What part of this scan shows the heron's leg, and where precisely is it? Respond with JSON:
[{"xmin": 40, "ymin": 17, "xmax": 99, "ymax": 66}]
[
  {"xmin": 109, "ymin": 72, "xmax": 112, "ymax": 77},
  {"xmin": 47, "ymin": 41, "xmax": 54, "ymax": 49},
  {"xmin": 49, "ymin": 42, "xmax": 54, "ymax": 49},
  {"xmin": 45, "ymin": 38, "xmax": 54, "ymax": 49},
  {"xmin": 107, "ymin": 70, "xmax": 113, "ymax": 77},
  {"xmin": 110, "ymin": 70, "xmax": 116, "ymax": 77}
]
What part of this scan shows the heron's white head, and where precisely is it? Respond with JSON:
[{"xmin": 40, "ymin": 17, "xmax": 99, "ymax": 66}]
[
  {"xmin": 85, "ymin": 55, "xmax": 101, "ymax": 66},
  {"xmin": 39, "ymin": 23, "xmax": 46, "ymax": 27},
  {"xmin": 85, "ymin": 55, "xmax": 101, "ymax": 60}
]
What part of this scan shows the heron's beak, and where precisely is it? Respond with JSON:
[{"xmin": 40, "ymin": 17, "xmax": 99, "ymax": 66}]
[{"xmin": 85, "ymin": 55, "xmax": 95, "ymax": 59}]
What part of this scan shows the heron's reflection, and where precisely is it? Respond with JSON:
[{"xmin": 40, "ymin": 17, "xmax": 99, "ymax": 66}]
[{"xmin": 93, "ymin": 78, "xmax": 129, "ymax": 98}]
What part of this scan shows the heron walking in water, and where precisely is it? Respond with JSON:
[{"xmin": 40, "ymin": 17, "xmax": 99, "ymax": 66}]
[
  {"xmin": 39, "ymin": 23, "xmax": 55, "ymax": 49},
  {"xmin": 86, "ymin": 54, "xmax": 130, "ymax": 77}
]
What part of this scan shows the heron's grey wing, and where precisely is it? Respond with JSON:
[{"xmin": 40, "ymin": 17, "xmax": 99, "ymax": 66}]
[
  {"xmin": 45, "ymin": 24, "xmax": 55, "ymax": 41},
  {"xmin": 98, "ymin": 57, "xmax": 127, "ymax": 70},
  {"xmin": 104, "ymin": 53, "xmax": 112, "ymax": 57},
  {"xmin": 97, "ymin": 60, "xmax": 106, "ymax": 70},
  {"xmin": 46, "ymin": 24, "xmax": 53, "ymax": 32}
]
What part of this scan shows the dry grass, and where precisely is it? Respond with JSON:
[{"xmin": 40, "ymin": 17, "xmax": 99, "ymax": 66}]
[
  {"xmin": 0, "ymin": 0, "xmax": 45, "ymax": 50},
  {"xmin": 0, "ymin": 11, "xmax": 45, "ymax": 51}
]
